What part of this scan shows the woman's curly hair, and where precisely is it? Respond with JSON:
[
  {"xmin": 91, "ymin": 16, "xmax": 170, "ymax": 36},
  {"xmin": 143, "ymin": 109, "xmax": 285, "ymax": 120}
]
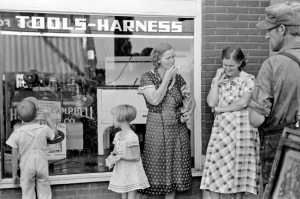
[{"xmin": 151, "ymin": 43, "xmax": 173, "ymax": 68}]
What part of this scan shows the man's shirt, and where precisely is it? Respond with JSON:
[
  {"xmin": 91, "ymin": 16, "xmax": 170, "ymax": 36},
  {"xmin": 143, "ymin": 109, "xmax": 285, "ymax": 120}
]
[{"xmin": 251, "ymin": 41, "xmax": 300, "ymax": 132}]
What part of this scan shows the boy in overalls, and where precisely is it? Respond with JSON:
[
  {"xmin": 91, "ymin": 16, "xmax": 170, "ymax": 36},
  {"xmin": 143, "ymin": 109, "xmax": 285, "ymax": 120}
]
[{"xmin": 6, "ymin": 97, "xmax": 58, "ymax": 199}]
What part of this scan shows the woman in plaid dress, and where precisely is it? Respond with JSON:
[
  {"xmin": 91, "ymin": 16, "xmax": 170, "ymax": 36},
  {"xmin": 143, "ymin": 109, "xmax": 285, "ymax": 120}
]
[{"xmin": 200, "ymin": 47, "xmax": 261, "ymax": 199}]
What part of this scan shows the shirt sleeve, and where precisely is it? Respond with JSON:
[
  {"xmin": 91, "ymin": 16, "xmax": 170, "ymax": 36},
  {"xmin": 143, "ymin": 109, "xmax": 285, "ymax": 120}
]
[
  {"xmin": 210, "ymin": 77, "xmax": 217, "ymax": 88},
  {"xmin": 126, "ymin": 133, "xmax": 139, "ymax": 147},
  {"xmin": 138, "ymin": 73, "xmax": 155, "ymax": 93},
  {"xmin": 251, "ymin": 60, "xmax": 273, "ymax": 116},
  {"xmin": 44, "ymin": 125, "xmax": 55, "ymax": 141},
  {"xmin": 242, "ymin": 74, "xmax": 255, "ymax": 93},
  {"xmin": 5, "ymin": 132, "xmax": 19, "ymax": 149},
  {"xmin": 112, "ymin": 132, "xmax": 119, "ymax": 145}
]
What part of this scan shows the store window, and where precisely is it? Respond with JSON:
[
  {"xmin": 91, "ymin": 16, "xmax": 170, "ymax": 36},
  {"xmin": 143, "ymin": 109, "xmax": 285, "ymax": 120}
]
[{"xmin": 0, "ymin": 12, "xmax": 194, "ymax": 177}]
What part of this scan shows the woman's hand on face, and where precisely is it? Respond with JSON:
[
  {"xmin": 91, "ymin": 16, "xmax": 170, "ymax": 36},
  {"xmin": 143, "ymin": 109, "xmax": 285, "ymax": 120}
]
[
  {"xmin": 215, "ymin": 68, "xmax": 225, "ymax": 81},
  {"xmin": 164, "ymin": 65, "xmax": 178, "ymax": 81}
]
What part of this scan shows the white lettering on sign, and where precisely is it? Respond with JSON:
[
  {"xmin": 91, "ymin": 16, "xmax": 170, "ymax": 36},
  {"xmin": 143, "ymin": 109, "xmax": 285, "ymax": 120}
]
[
  {"xmin": 75, "ymin": 18, "xmax": 87, "ymax": 30},
  {"xmin": 0, "ymin": 19, "xmax": 11, "ymax": 27},
  {"xmin": 14, "ymin": 16, "xmax": 183, "ymax": 33},
  {"xmin": 32, "ymin": 17, "xmax": 45, "ymax": 29},
  {"xmin": 61, "ymin": 107, "xmax": 94, "ymax": 120},
  {"xmin": 16, "ymin": 16, "xmax": 29, "ymax": 28},
  {"xmin": 172, "ymin": 21, "xmax": 182, "ymax": 32},
  {"xmin": 97, "ymin": 19, "xmax": 109, "ymax": 31},
  {"xmin": 136, "ymin": 20, "xmax": 147, "ymax": 32},
  {"xmin": 148, "ymin": 21, "xmax": 157, "ymax": 32},
  {"xmin": 123, "ymin": 20, "xmax": 134, "ymax": 32},
  {"xmin": 48, "ymin": 17, "xmax": 61, "ymax": 29},
  {"xmin": 10, "ymin": 106, "xmax": 94, "ymax": 121},
  {"xmin": 158, "ymin": 21, "xmax": 170, "ymax": 32}
]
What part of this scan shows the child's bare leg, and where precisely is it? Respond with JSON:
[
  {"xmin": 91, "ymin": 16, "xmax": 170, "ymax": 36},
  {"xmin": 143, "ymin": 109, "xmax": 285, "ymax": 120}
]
[
  {"xmin": 122, "ymin": 193, "xmax": 128, "ymax": 199},
  {"xmin": 128, "ymin": 190, "xmax": 137, "ymax": 199},
  {"xmin": 165, "ymin": 191, "xmax": 175, "ymax": 199},
  {"xmin": 234, "ymin": 192, "xmax": 244, "ymax": 199},
  {"xmin": 136, "ymin": 193, "xmax": 147, "ymax": 199}
]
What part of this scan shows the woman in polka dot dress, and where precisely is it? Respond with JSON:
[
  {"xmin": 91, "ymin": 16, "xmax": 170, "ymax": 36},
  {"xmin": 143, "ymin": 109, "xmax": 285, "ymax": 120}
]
[
  {"xmin": 137, "ymin": 43, "xmax": 195, "ymax": 199},
  {"xmin": 200, "ymin": 47, "xmax": 261, "ymax": 199}
]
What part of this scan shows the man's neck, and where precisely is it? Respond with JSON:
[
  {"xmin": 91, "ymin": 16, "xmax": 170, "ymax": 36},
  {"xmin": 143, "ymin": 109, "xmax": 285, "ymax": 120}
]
[{"xmin": 281, "ymin": 34, "xmax": 300, "ymax": 51}]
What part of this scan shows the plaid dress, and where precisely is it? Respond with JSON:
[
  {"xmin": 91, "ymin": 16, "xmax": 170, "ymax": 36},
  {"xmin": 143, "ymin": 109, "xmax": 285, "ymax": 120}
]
[{"xmin": 200, "ymin": 71, "xmax": 261, "ymax": 195}]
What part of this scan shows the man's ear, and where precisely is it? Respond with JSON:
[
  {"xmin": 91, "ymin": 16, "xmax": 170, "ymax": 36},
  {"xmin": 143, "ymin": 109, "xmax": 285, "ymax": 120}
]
[{"xmin": 279, "ymin": 24, "xmax": 287, "ymax": 36}]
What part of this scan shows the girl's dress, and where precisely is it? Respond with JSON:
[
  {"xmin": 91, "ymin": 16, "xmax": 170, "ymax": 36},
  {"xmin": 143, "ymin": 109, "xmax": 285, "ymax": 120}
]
[
  {"xmin": 108, "ymin": 130, "xmax": 149, "ymax": 193},
  {"xmin": 138, "ymin": 69, "xmax": 192, "ymax": 195},
  {"xmin": 200, "ymin": 71, "xmax": 261, "ymax": 195}
]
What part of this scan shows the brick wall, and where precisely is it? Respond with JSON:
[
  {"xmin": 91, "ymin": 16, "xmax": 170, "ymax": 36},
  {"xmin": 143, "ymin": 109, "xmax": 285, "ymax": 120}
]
[
  {"xmin": 201, "ymin": 0, "xmax": 270, "ymax": 155},
  {"xmin": 0, "ymin": 177, "xmax": 202, "ymax": 199}
]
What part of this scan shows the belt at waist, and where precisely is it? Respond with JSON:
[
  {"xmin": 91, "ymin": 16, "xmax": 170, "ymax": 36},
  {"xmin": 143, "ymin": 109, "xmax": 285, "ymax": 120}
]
[{"xmin": 148, "ymin": 109, "xmax": 181, "ymax": 114}]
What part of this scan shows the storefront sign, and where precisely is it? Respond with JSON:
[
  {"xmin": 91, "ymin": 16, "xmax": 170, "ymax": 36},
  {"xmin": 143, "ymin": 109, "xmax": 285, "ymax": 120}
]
[
  {"xmin": 14, "ymin": 16, "xmax": 183, "ymax": 32},
  {"xmin": 0, "ymin": 12, "xmax": 193, "ymax": 35}
]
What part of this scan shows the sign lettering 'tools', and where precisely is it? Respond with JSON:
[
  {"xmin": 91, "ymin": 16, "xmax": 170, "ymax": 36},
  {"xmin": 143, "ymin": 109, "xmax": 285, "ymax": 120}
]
[{"xmin": 15, "ymin": 16, "xmax": 183, "ymax": 32}]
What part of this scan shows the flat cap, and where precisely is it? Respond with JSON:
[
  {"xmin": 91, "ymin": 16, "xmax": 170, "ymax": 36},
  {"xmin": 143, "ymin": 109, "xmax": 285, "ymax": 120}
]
[{"xmin": 256, "ymin": 2, "xmax": 300, "ymax": 29}]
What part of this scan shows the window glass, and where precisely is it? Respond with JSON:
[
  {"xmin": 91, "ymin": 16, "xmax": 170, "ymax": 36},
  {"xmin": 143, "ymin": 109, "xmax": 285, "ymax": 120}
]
[{"xmin": 0, "ymin": 12, "xmax": 194, "ymax": 177}]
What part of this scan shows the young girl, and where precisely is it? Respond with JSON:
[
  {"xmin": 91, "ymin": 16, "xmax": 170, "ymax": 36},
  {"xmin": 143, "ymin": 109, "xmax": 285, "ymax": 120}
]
[{"xmin": 108, "ymin": 104, "xmax": 149, "ymax": 199}]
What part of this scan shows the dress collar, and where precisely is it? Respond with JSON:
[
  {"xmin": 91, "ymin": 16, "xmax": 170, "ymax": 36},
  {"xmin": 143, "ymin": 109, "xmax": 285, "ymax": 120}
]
[
  {"xmin": 220, "ymin": 71, "xmax": 245, "ymax": 85},
  {"xmin": 151, "ymin": 68, "xmax": 162, "ymax": 81}
]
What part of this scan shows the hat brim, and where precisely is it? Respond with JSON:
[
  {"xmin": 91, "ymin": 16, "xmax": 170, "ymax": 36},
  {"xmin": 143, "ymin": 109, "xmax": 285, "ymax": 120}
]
[
  {"xmin": 256, "ymin": 19, "xmax": 277, "ymax": 29},
  {"xmin": 23, "ymin": 97, "xmax": 39, "ymax": 108}
]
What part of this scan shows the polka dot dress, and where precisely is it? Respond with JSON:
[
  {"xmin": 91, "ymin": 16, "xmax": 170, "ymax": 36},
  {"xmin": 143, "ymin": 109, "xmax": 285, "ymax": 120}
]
[{"xmin": 138, "ymin": 69, "xmax": 192, "ymax": 195}]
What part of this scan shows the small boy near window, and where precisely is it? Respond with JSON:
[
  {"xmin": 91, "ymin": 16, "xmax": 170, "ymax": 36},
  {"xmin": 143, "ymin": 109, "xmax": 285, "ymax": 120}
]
[{"xmin": 6, "ymin": 97, "xmax": 58, "ymax": 199}]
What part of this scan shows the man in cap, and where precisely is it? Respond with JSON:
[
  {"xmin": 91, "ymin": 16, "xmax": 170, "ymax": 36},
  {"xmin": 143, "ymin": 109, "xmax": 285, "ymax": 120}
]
[{"xmin": 250, "ymin": 1, "xmax": 300, "ymax": 188}]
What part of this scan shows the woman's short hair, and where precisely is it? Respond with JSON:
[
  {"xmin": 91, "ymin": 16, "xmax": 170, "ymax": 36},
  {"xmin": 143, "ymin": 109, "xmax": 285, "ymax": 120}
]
[
  {"xmin": 111, "ymin": 104, "xmax": 137, "ymax": 123},
  {"xmin": 17, "ymin": 100, "xmax": 37, "ymax": 122},
  {"xmin": 151, "ymin": 43, "xmax": 173, "ymax": 68},
  {"xmin": 221, "ymin": 47, "xmax": 247, "ymax": 70}
]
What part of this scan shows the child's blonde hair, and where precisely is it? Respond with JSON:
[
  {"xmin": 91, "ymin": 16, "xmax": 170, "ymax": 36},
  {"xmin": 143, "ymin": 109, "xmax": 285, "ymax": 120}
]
[
  {"xmin": 17, "ymin": 100, "xmax": 37, "ymax": 122},
  {"xmin": 111, "ymin": 104, "xmax": 137, "ymax": 123}
]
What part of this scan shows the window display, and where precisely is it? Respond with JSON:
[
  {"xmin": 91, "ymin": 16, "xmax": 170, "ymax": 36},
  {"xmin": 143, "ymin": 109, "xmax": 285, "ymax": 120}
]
[{"xmin": 0, "ymin": 11, "xmax": 194, "ymax": 177}]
